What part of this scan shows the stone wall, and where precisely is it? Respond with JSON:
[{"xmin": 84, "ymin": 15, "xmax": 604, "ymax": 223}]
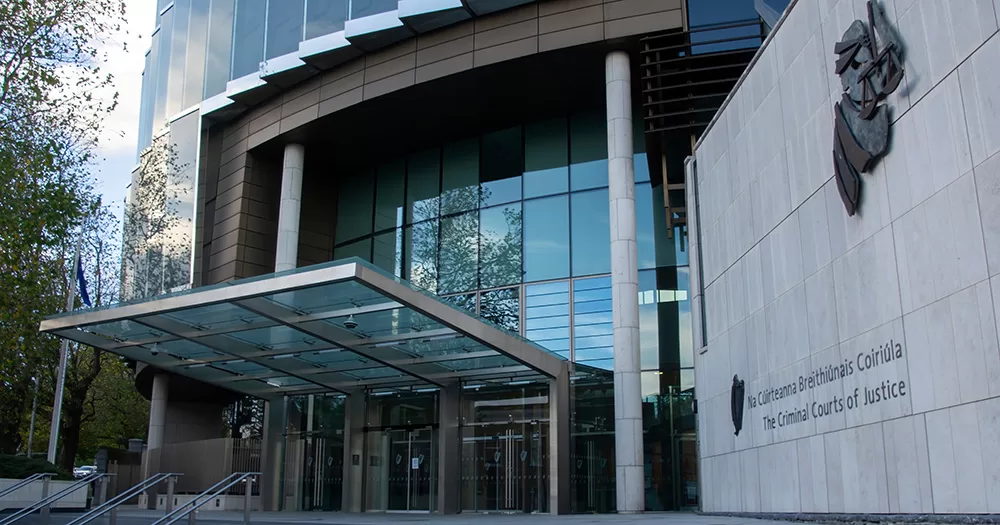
[{"xmin": 690, "ymin": 0, "xmax": 1000, "ymax": 514}]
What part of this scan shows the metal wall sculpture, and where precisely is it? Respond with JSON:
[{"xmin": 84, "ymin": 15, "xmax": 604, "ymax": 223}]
[
  {"xmin": 731, "ymin": 375, "xmax": 745, "ymax": 436},
  {"xmin": 832, "ymin": 0, "xmax": 904, "ymax": 216}
]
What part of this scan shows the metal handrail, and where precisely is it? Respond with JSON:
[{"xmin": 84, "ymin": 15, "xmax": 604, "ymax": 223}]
[
  {"xmin": 0, "ymin": 473, "xmax": 107, "ymax": 525},
  {"xmin": 64, "ymin": 472, "xmax": 183, "ymax": 525},
  {"xmin": 151, "ymin": 472, "xmax": 259, "ymax": 525},
  {"xmin": 0, "ymin": 473, "xmax": 55, "ymax": 500}
]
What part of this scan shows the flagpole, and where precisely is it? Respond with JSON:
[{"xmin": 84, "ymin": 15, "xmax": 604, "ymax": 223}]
[{"xmin": 47, "ymin": 238, "xmax": 81, "ymax": 465}]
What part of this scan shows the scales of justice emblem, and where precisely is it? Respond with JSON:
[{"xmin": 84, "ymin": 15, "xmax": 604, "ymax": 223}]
[{"xmin": 832, "ymin": 0, "xmax": 904, "ymax": 216}]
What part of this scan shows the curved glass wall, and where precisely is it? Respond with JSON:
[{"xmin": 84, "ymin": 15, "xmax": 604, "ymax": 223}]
[{"xmin": 328, "ymin": 109, "xmax": 689, "ymax": 372}]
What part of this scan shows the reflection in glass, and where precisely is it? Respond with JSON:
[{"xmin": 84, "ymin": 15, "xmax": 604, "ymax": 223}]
[
  {"xmin": 439, "ymin": 212, "xmax": 478, "ymax": 294},
  {"xmin": 153, "ymin": 9, "xmax": 173, "ymax": 132},
  {"xmin": 375, "ymin": 160, "xmax": 405, "ymax": 232},
  {"xmin": 351, "ymin": 0, "xmax": 398, "ymax": 20},
  {"xmin": 442, "ymin": 139, "xmax": 480, "ymax": 215},
  {"xmin": 652, "ymin": 184, "xmax": 688, "ymax": 267},
  {"xmin": 687, "ymin": 0, "xmax": 762, "ymax": 54},
  {"xmin": 523, "ymin": 195, "xmax": 569, "ymax": 283},
  {"xmin": 573, "ymin": 276, "xmax": 613, "ymax": 369},
  {"xmin": 570, "ymin": 111, "xmax": 608, "ymax": 191},
  {"xmin": 336, "ymin": 169, "xmax": 374, "ymax": 241},
  {"xmin": 166, "ymin": 0, "xmax": 192, "ymax": 117},
  {"xmin": 184, "ymin": 0, "xmax": 210, "ymax": 108},
  {"xmin": 481, "ymin": 127, "xmax": 522, "ymax": 207},
  {"xmin": 231, "ymin": 0, "xmax": 266, "ymax": 79},
  {"xmin": 407, "ymin": 149, "xmax": 440, "ymax": 224},
  {"xmin": 373, "ymin": 229, "xmax": 403, "ymax": 277},
  {"xmin": 571, "ymin": 189, "xmax": 610, "ymax": 277},
  {"xmin": 442, "ymin": 293, "xmax": 476, "ymax": 314},
  {"xmin": 635, "ymin": 152, "xmax": 650, "ymax": 183},
  {"xmin": 203, "ymin": 0, "xmax": 235, "ymax": 98},
  {"xmin": 306, "ymin": 0, "xmax": 349, "ymax": 39},
  {"xmin": 636, "ymin": 183, "xmax": 655, "ymax": 270},
  {"xmin": 406, "ymin": 221, "xmax": 438, "ymax": 293},
  {"xmin": 266, "ymin": 0, "xmax": 305, "ymax": 59},
  {"xmin": 524, "ymin": 118, "xmax": 569, "ymax": 198},
  {"xmin": 479, "ymin": 203, "xmax": 522, "ymax": 289},
  {"xmin": 334, "ymin": 238, "xmax": 372, "ymax": 262},
  {"xmin": 480, "ymin": 288, "xmax": 519, "ymax": 333},
  {"xmin": 525, "ymin": 282, "xmax": 570, "ymax": 359}
]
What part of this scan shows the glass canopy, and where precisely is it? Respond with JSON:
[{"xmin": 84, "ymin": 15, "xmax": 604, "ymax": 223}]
[{"xmin": 41, "ymin": 259, "xmax": 604, "ymax": 398}]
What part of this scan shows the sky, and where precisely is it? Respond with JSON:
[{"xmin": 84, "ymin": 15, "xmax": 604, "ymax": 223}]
[{"xmin": 91, "ymin": 0, "xmax": 157, "ymax": 224}]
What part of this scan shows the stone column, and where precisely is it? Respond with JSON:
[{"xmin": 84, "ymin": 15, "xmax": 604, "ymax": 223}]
[
  {"xmin": 605, "ymin": 49, "xmax": 644, "ymax": 513},
  {"xmin": 436, "ymin": 384, "xmax": 461, "ymax": 514},
  {"xmin": 341, "ymin": 392, "xmax": 366, "ymax": 513},
  {"xmin": 260, "ymin": 398, "xmax": 286, "ymax": 511},
  {"xmin": 143, "ymin": 373, "xmax": 168, "ymax": 508},
  {"xmin": 548, "ymin": 363, "xmax": 570, "ymax": 514},
  {"xmin": 275, "ymin": 143, "xmax": 305, "ymax": 272}
]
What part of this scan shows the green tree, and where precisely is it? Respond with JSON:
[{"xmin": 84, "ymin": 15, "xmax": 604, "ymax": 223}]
[{"xmin": 0, "ymin": 0, "xmax": 127, "ymax": 454}]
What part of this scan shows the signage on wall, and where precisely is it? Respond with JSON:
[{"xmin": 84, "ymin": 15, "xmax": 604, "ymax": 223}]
[
  {"xmin": 730, "ymin": 375, "xmax": 745, "ymax": 436},
  {"xmin": 832, "ymin": 0, "xmax": 904, "ymax": 216}
]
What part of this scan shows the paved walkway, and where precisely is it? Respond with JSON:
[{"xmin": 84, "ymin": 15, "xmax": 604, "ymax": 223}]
[{"xmin": 62, "ymin": 509, "xmax": 791, "ymax": 525}]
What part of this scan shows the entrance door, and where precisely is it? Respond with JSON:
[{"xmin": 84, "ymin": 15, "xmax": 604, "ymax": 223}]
[
  {"xmin": 461, "ymin": 422, "xmax": 547, "ymax": 513},
  {"xmin": 383, "ymin": 427, "xmax": 435, "ymax": 512},
  {"xmin": 301, "ymin": 431, "xmax": 344, "ymax": 511}
]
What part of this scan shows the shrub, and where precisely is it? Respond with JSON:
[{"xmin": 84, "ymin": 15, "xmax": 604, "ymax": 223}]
[{"xmin": 0, "ymin": 455, "xmax": 72, "ymax": 481}]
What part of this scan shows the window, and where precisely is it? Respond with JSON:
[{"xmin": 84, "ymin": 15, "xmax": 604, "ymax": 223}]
[
  {"xmin": 373, "ymin": 229, "xmax": 403, "ymax": 277},
  {"xmin": 569, "ymin": 111, "xmax": 608, "ymax": 191},
  {"xmin": 153, "ymin": 8, "xmax": 173, "ymax": 131},
  {"xmin": 166, "ymin": 0, "xmax": 190, "ymax": 118},
  {"xmin": 523, "ymin": 195, "xmax": 569, "ymax": 282},
  {"xmin": 334, "ymin": 238, "xmax": 372, "ymax": 262},
  {"xmin": 480, "ymin": 127, "xmax": 522, "ymax": 207},
  {"xmin": 203, "ymin": 0, "xmax": 235, "ymax": 98},
  {"xmin": 405, "ymin": 221, "xmax": 438, "ymax": 293},
  {"xmin": 479, "ymin": 203, "xmax": 522, "ymax": 288},
  {"xmin": 335, "ymin": 169, "xmax": 374, "ymax": 242},
  {"xmin": 573, "ymin": 276, "xmax": 613, "ymax": 369},
  {"xmin": 266, "ymin": 0, "xmax": 305, "ymax": 59},
  {"xmin": 570, "ymin": 189, "xmax": 610, "ymax": 277},
  {"xmin": 374, "ymin": 160, "xmax": 405, "ymax": 232},
  {"xmin": 636, "ymin": 183, "xmax": 655, "ymax": 270},
  {"xmin": 525, "ymin": 282, "xmax": 570, "ymax": 359},
  {"xmin": 306, "ymin": 0, "xmax": 349, "ymax": 39},
  {"xmin": 439, "ymin": 212, "xmax": 478, "ymax": 294},
  {"xmin": 351, "ymin": 0, "xmax": 398, "ymax": 20},
  {"xmin": 524, "ymin": 118, "xmax": 569, "ymax": 198},
  {"xmin": 442, "ymin": 139, "xmax": 480, "ymax": 216},
  {"xmin": 407, "ymin": 149, "xmax": 440, "ymax": 224},
  {"xmin": 231, "ymin": 0, "xmax": 266, "ymax": 79},
  {"xmin": 480, "ymin": 288, "xmax": 519, "ymax": 333},
  {"xmin": 184, "ymin": 0, "xmax": 210, "ymax": 108}
]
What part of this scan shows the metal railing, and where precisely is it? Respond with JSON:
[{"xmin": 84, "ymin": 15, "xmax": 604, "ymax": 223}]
[
  {"xmin": 63, "ymin": 473, "xmax": 182, "ymax": 525},
  {"xmin": 0, "ymin": 473, "xmax": 108, "ymax": 525},
  {"xmin": 0, "ymin": 473, "xmax": 55, "ymax": 500},
  {"xmin": 151, "ymin": 472, "xmax": 259, "ymax": 525}
]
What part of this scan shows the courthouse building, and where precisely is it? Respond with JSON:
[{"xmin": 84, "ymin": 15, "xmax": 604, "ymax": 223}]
[
  {"xmin": 48, "ymin": 0, "xmax": 1000, "ymax": 518},
  {"xmin": 690, "ymin": 0, "xmax": 1000, "ymax": 516}
]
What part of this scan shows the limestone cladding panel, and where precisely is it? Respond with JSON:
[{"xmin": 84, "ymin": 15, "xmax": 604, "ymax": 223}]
[{"xmin": 691, "ymin": 0, "xmax": 1000, "ymax": 515}]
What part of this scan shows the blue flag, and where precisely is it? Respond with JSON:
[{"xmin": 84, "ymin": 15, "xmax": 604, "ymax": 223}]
[{"xmin": 76, "ymin": 255, "xmax": 92, "ymax": 307}]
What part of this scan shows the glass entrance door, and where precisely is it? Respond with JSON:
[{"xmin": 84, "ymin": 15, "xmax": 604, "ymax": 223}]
[
  {"xmin": 301, "ymin": 431, "xmax": 344, "ymax": 511},
  {"xmin": 367, "ymin": 427, "xmax": 436, "ymax": 512},
  {"xmin": 460, "ymin": 422, "xmax": 548, "ymax": 513}
]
